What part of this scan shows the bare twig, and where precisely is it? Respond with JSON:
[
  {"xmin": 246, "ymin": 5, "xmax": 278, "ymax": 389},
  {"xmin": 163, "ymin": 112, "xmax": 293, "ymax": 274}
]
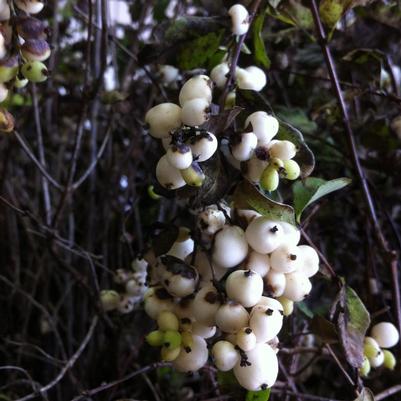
[
  {"xmin": 375, "ymin": 384, "xmax": 401, "ymax": 401},
  {"xmin": 16, "ymin": 316, "xmax": 98, "ymax": 401},
  {"xmin": 309, "ymin": 0, "xmax": 401, "ymax": 357}
]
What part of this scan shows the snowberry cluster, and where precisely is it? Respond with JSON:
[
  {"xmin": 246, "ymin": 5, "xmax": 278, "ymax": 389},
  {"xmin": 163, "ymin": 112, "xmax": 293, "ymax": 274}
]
[
  {"xmin": 145, "ymin": 75, "xmax": 218, "ymax": 190},
  {"xmin": 211, "ymin": 62, "xmax": 267, "ymax": 93},
  {"xmin": 0, "ymin": 0, "xmax": 49, "ymax": 131},
  {"xmin": 360, "ymin": 321, "xmax": 399, "ymax": 376},
  {"xmin": 229, "ymin": 111, "xmax": 300, "ymax": 191},
  {"xmin": 133, "ymin": 204, "xmax": 320, "ymax": 391},
  {"xmin": 100, "ymin": 258, "xmax": 148, "ymax": 314}
]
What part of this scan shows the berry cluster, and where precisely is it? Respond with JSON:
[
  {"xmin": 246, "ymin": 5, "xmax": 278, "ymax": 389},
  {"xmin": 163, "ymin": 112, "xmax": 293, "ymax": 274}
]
[
  {"xmin": 133, "ymin": 204, "xmax": 320, "ymax": 391},
  {"xmin": 360, "ymin": 322, "xmax": 399, "ymax": 376},
  {"xmin": 145, "ymin": 75, "xmax": 218, "ymax": 190},
  {"xmin": 229, "ymin": 111, "xmax": 300, "ymax": 191},
  {"xmin": 0, "ymin": 0, "xmax": 49, "ymax": 131},
  {"xmin": 100, "ymin": 258, "xmax": 148, "ymax": 314}
]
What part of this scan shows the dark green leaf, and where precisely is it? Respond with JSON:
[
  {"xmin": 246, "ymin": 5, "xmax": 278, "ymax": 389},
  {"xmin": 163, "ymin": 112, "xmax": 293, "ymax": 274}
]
[
  {"xmin": 153, "ymin": 0, "xmax": 169, "ymax": 22},
  {"xmin": 337, "ymin": 286, "xmax": 371, "ymax": 368},
  {"xmin": 276, "ymin": 121, "xmax": 315, "ymax": 179},
  {"xmin": 293, "ymin": 177, "xmax": 351, "ymax": 223},
  {"xmin": 233, "ymin": 180, "xmax": 296, "ymax": 225},
  {"xmin": 353, "ymin": 388, "xmax": 375, "ymax": 401},
  {"xmin": 310, "ymin": 315, "xmax": 338, "ymax": 343},
  {"xmin": 177, "ymin": 30, "xmax": 224, "ymax": 70},
  {"xmin": 246, "ymin": 389, "xmax": 271, "ymax": 401},
  {"xmin": 297, "ymin": 301, "xmax": 314, "ymax": 319},
  {"xmin": 252, "ymin": 13, "xmax": 271, "ymax": 69},
  {"xmin": 276, "ymin": 107, "xmax": 318, "ymax": 135}
]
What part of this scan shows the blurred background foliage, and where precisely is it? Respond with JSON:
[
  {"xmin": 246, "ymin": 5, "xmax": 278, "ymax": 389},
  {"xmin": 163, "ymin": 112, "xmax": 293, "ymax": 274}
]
[{"xmin": 0, "ymin": 0, "xmax": 401, "ymax": 400}]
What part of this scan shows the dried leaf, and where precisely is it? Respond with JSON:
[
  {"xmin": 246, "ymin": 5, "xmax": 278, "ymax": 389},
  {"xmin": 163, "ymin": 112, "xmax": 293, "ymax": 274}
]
[
  {"xmin": 353, "ymin": 387, "xmax": 375, "ymax": 401},
  {"xmin": 310, "ymin": 315, "xmax": 338, "ymax": 343},
  {"xmin": 336, "ymin": 286, "xmax": 371, "ymax": 368}
]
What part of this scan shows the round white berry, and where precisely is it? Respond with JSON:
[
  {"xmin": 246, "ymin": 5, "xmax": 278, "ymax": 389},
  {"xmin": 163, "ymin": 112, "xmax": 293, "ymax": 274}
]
[
  {"xmin": 270, "ymin": 245, "xmax": 302, "ymax": 273},
  {"xmin": 243, "ymin": 156, "xmax": 268, "ymax": 183},
  {"xmin": 212, "ymin": 340, "xmax": 240, "ymax": 371},
  {"xmin": 192, "ymin": 322, "xmax": 217, "ymax": 339},
  {"xmin": 197, "ymin": 205, "xmax": 226, "ymax": 236},
  {"xmin": 228, "ymin": 4, "xmax": 249, "ymax": 36},
  {"xmin": 189, "ymin": 131, "xmax": 218, "ymax": 162},
  {"xmin": 179, "ymin": 75, "xmax": 213, "ymax": 106},
  {"xmin": 244, "ymin": 112, "xmax": 279, "ymax": 144},
  {"xmin": 212, "ymin": 225, "xmax": 248, "ymax": 268},
  {"xmin": 181, "ymin": 98, "xmax": 210, "ymax": 127},
  {"xmin": 236, "ymin": 66, "xmax": 266, "ymax": 92},
  {"xmin": 166, "ymin": 143, "xmax": 193, "ymax": 169},
  {"xmin": 231, "ymin": 132, "xmax": 258, "ymax": 162},
  {"xmin": 159, "ymin": 64, "xmax": 180, "ymax": 85},
  {"xmin": 144, "ymin": 287, "xmax": 175, "ymax": 319},
  {"xmin": 215, "ymin": 302, "xmax": 249, "ymax": 333},
  {"xmin": 173, "ymin": 335, "xmax": 209, "ymax": 372},
  {"xmin": 191, "ymin": 284, "xmax": 221, "ymax": 326},
  {"xmin": 226, "ymin": 270, "xmax": 263, "ymax": 308},
  {"xmin": 145, "ymin": 103, "xmax": 182, "ymax": 139},
  {"xmin": 236, "ymin": 327, "xmax": 257, "ymax": 351},
  {"xmin": 249, "ymin": 304, "xmax": 283, "ymax": 343},
  {"xmin": 243, "ymin": 251, "xmax": 270, "ymax": 277},
  {"xmin": 166, "ymin": 228, "xmax": 194, "ymax": 261},
  {"xmin": 268, "ymin": 140, "xmax": 296, "ymax": 160},
  {"xmin": 283, "ymin": 271, "xmax": 312, "ymax": 302},
  {"xmin": 371, "ymin": 322, "xmax": 400, "ymax": 349},
  {"xmin": 156, "ymin": 155, "xmax": 186, "ymax": 190},
  {"xmin": 211, "ymin": 62, "xmax": 230, "ymax": 89},
  {"xmin": 233, "ymin": 343, "xmax": 278, "ymax": 391},
  {"xmin": 245, "ymin": 217, "xmax": 284, "ymax": 254},
  {"xmin": 297, "ymin": 245, "xmax": 320, "ymax": 277},
  {"xmin": 278, "ymin": 222, "xmax": 301, "ymax": 247}
]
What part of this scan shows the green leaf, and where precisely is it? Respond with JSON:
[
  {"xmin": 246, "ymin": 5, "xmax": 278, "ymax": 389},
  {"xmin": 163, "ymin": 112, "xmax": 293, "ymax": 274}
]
[
  {"xmin": 276, "ymin": 121, "xmax": 315, "ymax": 179},
  {"xmin": 353, "ymin": 388, "xmax": 375, "ymax": 401},
  {"xmin": 252, "ymin": 12, "xmax": 271, "ymax": 69},
  {"xmin": 177, "ymin": 30, "xmax": 224, "ymax": 70},
  {"xmin": 246, "ymin": 389, "xmax": 271, "ymax": 401},
  {"xmin": 297, "ymin": 301, "xmax": 314, "ymax": 318},
  {"xmin": 276, "ymin": 107, "xmax": 317, "ymax": 135},
  {"xmin": 319, "ymin": 0, "xmax": 344, "ymax": 29},
  {"xmin": 233, "ymin": 180, "xmax": 296, "ymax": 225},
  {"xmin": 153, "ymin": 0, "xmax": 169, "ymax": 22},
  {"xmin": 293, "ymin": 177, "xmax": 351, "ymax": 223},
  {"xmin": 337, "ymin": 286, "xmax": 371, "ymax": 368}
]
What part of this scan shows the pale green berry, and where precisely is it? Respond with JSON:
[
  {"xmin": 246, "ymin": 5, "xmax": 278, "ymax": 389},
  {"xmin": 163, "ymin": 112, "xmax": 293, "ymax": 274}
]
[
  {"xmin": 383, "ymin": 350, "xmax": 396, "ymax": 370},
  {"xmin": 0, "ymin": 57, "xmax": 19, "ymax": 83},
  {"xmin": 363, "ymin": 337, "xmax": 381, "ymax": 359},
  {"xmin": 260, "ymin": 166, "xmax": 279, "ymax": 192},
  {"xmin": 359, "ymin": 356, "xmax": 370, "ymax": 377},
  {"xmin": 181, "ymin": 331, "xmax": 194, "ymax": 348},
  {"xmin": 146, "ymin": 330, "xmax": 165, "ymax": 347},
  {"xmin": 277, "ymin": 296, "xmax": 294, "ymax": 316},
  {"xmin": 157, "ymin": 311, "xmax": 179, "ymax": 331},
  {"xmin": 282, "ymin": 160, "xmax": 300, "ymax": 180},
  {"xmin": 269, "ymin": 157, "xmax": 284, "ymax": 170},
  {"xmin": 161, "ymin": 345, "xmax": 181, "ymax": 361},
  {"xmin": 163, "ymin": 330, "xmax": 182, "ymax": 350},
  {"xmin": 100, "ymin": 290, "xmax": 120, "ymax": 312},
  {"xmin": 180, "ymin": 162, "xmax": 205, "ymax": 187},
  {"xmin": 14, "ymin": 76, "xmax": 29, "ymax": 89},
  {"xmin": 21, "ymin": 61, "xmax": 48, "ymax": 83}
]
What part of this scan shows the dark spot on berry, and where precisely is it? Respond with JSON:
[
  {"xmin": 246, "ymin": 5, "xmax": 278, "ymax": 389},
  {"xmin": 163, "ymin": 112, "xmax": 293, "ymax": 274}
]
[
  {"xmin": 289, "ymin": 254, "xmax": 297, "ymax": 261},
  {"xmin": 244, "ymin": 270, "xmax": 253, "ymax": 277},
  {"xmin": 270, "ymin": 225, "xmax": 279, "ymax": 233},
  {"xmin": 265, "ymin": 308, "xmax": 273, "ymax": 316},
  {"xmin": 245, "ymin": 328, "xmax": 252, "ymax": 334},
  {"xmin": 205, "ymin": 291, "xmax": 218, "ymax": 304},
  {"xmin": 181, "ymin": 318, "xmax": 191, "ymax": 324},
  {"xmin": 261, "ymin": 383, "xmax": 268, "ymax": 390},
  {"xmin": 279, "ymin": 310, "xmax": 284, "ymax": 316},
  {"xmin": 185, "ymin": 346, "xmax": 192, "ymax": 353}
]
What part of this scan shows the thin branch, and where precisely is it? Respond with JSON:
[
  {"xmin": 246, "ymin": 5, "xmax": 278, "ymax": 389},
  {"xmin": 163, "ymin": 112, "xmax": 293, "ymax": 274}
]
[
  {"xmin": 219, "ymin": 0, "xmax": 263, "ymax": 109},
  {"xmin": 16, "ymin": 316, "xmax": 98, "ymax": 401},
  {"xmin": 375, "ymin": 384, "xmax": 401, "ymax": 401},
  {"xmin": 14, "ymin": 131, "xmax": 62, "ymax": 191},
  {"xmin": 71, "ymin": 362, "xmax": 170, "ymax": 400},
  {"xmin": 309, "ymin": 0, "xmax": 401, "ymax": 357}
]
